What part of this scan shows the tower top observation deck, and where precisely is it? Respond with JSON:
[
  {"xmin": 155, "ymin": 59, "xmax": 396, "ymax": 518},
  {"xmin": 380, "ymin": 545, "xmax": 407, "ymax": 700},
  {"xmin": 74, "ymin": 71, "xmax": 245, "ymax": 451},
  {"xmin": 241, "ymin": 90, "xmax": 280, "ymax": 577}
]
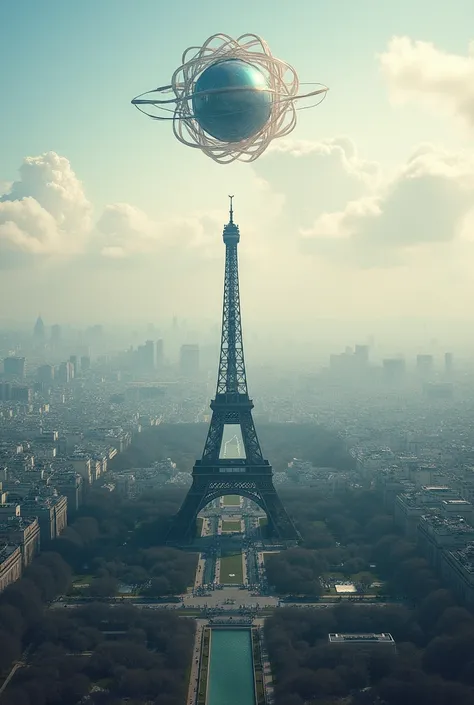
[{"xmin": 223, "ymin": 194, "xmax": 240, "ymax": 243}]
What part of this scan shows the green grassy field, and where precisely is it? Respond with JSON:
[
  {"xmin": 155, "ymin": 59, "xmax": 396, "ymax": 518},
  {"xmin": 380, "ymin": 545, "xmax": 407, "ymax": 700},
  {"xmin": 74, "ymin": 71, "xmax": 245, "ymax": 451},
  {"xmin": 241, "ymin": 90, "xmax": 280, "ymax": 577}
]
[
  {"xmin": 223, "ymin": 495, "xmax": 241, "ymax": 506},
  {"xmin": 220, "ymin": 553, "xmax": 244, "ymax": 583},
  {"xmin": 71, "ymin": 574, "xmax": 94, "ymax": 589},
  {"xmin": 221, "ymin": 520, "xmax": 242, "ymax": 532}
]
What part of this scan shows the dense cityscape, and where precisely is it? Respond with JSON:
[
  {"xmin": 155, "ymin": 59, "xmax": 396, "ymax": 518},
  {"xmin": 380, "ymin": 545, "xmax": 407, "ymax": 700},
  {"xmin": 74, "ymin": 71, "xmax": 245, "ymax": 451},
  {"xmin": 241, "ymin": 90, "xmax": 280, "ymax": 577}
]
[
  {"xmin": 0, "ymin": 307, "xmax": 474, "ymax": 704},
  {"xmin": 3, "ymin": 1, "xmax": 474, "ymax": 703}
]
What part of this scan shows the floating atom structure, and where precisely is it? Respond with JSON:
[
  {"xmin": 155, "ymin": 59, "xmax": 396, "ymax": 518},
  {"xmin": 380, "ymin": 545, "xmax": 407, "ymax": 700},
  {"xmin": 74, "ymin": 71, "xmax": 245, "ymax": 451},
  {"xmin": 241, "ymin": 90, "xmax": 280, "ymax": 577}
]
[{"xmin": 131, "ymin": 33, "xmax": 328, "ymax": 164}]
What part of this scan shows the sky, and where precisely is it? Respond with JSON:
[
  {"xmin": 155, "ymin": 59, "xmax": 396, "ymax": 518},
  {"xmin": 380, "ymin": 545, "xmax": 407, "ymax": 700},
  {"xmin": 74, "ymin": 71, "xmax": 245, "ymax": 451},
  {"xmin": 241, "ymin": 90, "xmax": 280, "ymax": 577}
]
[{"xmin": 1, "ymin": 0, "xmax": 474, "ymax": 341}]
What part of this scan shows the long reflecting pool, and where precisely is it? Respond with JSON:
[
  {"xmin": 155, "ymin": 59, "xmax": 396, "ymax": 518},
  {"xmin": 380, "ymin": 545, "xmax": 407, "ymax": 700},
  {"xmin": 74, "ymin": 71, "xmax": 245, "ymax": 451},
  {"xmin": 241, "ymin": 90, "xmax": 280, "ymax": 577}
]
[{"xmin": 207, "ymin": 628, "xmax": 256, "ymax": 705}]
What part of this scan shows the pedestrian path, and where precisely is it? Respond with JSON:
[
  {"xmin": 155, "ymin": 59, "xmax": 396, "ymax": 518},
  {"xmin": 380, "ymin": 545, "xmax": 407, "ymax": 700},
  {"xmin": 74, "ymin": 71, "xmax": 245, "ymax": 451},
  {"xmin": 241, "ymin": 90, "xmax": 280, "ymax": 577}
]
[
  {"xmin": 259, "ymin": 631, "xmax": 275, "ymax": 705},
  {"xmin": 194, "ymin": 554, "xmax": 205, "ymax": 589},
  {"xmin": 187, "ymin": 620, "xmax": 206, "ymax": 705},
  {"xmin": 242, "ymin": 548, "xmax": 248, "ymax": 586}
]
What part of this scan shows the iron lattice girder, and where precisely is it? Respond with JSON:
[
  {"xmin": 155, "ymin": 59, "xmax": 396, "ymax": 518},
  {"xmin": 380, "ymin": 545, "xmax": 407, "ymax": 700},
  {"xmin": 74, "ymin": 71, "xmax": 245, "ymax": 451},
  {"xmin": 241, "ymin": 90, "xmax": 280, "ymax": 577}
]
[
  {"xmin": 216, "ymin": 242, "xmax": 247, "ymax": 396},
  {"xmin": 165, "ymin": 204, "xmax": 299, "ymax": 544},
  {"xmin": 201, "ymin": 394, "xmax": 264, "ymax": 465},
  {"xmin": 166, "ymin": 474, "xmax": 300, "ymax": 543}
]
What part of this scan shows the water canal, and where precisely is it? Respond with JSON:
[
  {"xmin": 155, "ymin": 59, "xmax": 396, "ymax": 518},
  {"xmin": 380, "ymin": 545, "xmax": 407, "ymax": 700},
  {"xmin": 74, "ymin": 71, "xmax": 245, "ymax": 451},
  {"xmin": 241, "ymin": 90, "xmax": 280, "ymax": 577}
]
[{"xmin": 207, "ymin": 628, "xmax": 256, "ymax": 705}]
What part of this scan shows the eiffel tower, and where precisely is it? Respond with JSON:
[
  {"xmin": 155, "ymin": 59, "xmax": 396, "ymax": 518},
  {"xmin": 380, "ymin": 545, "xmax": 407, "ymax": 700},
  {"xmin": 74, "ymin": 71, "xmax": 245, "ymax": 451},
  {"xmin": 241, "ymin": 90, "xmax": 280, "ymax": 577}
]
[{"xmin": 166, "ymin": 197, "xmax": 299, "ymax": 544}]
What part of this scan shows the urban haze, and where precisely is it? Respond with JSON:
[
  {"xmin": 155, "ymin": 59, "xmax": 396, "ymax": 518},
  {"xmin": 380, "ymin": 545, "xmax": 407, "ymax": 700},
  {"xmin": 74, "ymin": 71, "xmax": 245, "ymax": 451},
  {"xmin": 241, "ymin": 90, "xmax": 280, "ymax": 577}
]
[{"xmin": 1, "ymin": 2, "xmax": 474, "ymax": 705}]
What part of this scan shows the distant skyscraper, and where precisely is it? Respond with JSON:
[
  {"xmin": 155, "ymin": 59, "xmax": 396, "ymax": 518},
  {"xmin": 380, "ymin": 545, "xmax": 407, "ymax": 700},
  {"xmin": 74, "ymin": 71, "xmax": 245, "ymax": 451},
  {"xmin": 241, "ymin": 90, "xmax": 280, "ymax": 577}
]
[
  {"xmin": 329, "ymin": 352, "xmax": 354, "ymax": 375},
  {"xmin": 354, "ymin": 344, "xmax": 369, "ymax": 367},
  {"xmin": 143, "ymin": 340, "xmax": 154, "ymax": 372},
  {"xmin": 136, "ymin": 341, "xmax": 155, "ymax": 374},
  {"xmin": 37, "ymin": 364, "xmax": 54, "ymax": 384},
  {"xmin": 11, "ymin": 386, "xmax": 32, "ymax": 403},
  {"xmin": 58, "ymin": 361, "xmax": 74, "ymax": 384},
  {"xmin": 0, "ymin": 383, "xmax": 11, "ymax": 401},
  {"xmin": 34, "ymin": 315, "xmax": 45, "ymax": 340},
  {"xmin": 69, "ymin": 355, "xmax": 78, "ymax": 376},
  {"xmin": 80, "ymin": 355, "xmax": 91, "ymax": 372},
  {"xmin": 4, "ymin": 357, "xmax": 25, "ymax": 380},
  {"xmin": 179, "ymin": 344, "xmax": 199, "ymax": 378}
]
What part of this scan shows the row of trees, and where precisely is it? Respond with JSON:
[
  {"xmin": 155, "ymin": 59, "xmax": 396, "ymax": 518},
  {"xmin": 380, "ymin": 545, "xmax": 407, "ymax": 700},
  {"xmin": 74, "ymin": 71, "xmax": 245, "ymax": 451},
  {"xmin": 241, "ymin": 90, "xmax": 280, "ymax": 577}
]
[
  {"xmin": 277, "ymin": 487, "xmax": 445, "ymax": 602},
  {"xmin": 265, "ymin": 601, "xmax": 474, "ymax": 705},
  {"xmin": 4, "ymin": 602, "xmax": 194, "ymax": 705},
  {"xmin": 52, "ymin": 487, "xmax": 196, "ymax": 596},
  {"xmin": 112, "ymin": 422, "xmax": 355, "ymax": 475},
  {"xmin": 0, "ymin": 485, "xmax": 200, "ymax": 703},
  {"xmin": 0, "ymin": 551, "xmax": 72, "ymax": 673},
  {"xmin": 264, "ymin": 487, "xmax": 474, "ymax": 704},
  {"xmin": 265, "ymin": 548, "xmax": 325, "ymax": 596}
]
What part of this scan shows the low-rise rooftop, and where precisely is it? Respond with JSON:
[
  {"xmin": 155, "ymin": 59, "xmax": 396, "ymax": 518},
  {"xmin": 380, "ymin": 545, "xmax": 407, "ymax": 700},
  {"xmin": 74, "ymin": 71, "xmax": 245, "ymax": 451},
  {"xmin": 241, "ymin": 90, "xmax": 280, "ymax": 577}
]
[
  {"xmin": 420, "ymin": 514, "xmax": 474, "ymax": 534},
  {"xmin": 328, "ymin": 633, "xmax": 395, "ymax": 644}
]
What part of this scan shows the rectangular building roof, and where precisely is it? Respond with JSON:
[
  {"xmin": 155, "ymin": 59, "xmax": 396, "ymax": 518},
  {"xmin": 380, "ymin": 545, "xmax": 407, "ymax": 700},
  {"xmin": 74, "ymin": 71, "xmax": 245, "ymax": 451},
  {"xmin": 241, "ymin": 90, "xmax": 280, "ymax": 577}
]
[{"xmin": 328, "ymin": 633, "xmax": 395, "ymax": 644}]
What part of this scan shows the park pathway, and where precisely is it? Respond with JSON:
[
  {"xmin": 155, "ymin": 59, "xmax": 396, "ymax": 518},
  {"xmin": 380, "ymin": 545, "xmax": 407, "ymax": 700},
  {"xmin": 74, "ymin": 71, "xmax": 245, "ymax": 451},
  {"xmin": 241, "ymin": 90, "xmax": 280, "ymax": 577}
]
[
  {"xmin": 194, "ymin": 555, "xmax": 205, "ymax": 589},
  {"xmin": 255, "ymin": 622, "xmax": 275, "ymax": 705},
  {"xmin": 187, "ymin": 620, "xmax": 206, "ymax": 705}
]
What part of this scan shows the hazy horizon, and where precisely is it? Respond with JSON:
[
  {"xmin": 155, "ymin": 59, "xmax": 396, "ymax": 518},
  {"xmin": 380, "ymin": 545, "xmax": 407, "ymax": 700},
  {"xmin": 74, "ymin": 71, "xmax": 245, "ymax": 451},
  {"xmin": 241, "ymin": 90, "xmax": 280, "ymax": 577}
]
[{"xmin": 2, "ymin": 0, "xmax": 474, "ymax": 331}]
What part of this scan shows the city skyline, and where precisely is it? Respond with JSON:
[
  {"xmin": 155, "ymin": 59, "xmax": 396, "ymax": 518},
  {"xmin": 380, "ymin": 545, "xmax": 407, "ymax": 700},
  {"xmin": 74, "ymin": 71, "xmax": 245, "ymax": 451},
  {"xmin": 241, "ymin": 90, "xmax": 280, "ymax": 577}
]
[{"xmin": 1, "ymin": 0, "xmax": 474, "ymax": 326}]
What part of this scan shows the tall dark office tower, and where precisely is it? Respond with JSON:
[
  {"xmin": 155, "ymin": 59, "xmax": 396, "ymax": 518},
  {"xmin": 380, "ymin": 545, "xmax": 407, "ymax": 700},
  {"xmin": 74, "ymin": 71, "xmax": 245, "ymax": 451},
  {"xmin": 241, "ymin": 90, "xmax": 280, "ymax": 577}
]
[{"xmin": 166, "ymin": 198, "xmax": 299, "ymax": 544}]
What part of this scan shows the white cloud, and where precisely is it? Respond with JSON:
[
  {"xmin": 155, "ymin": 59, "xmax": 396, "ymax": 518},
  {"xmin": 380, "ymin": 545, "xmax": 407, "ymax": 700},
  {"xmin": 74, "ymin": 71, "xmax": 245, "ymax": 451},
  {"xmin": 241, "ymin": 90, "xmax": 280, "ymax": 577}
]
[
  {"xmin": 301, "ymin": 145, "xmax": 474, "ymax": 266},
  {"xmin": 254, "ymin": 137, "xmax": 380, "ymax": 227},
  {"xmin": 378, "ymin": 36, "xmax": 474, "ymax": 127},
  {"xmin": 3, "ymin": 140, "xmax": 474, "ymax": 325},
  {"xmin": 97, "ymin": 202, "xmax": 223, "ymax": 260},
  {"xmin": 0, "ymin": 152, "xmax": 92, "ymax": 262}
]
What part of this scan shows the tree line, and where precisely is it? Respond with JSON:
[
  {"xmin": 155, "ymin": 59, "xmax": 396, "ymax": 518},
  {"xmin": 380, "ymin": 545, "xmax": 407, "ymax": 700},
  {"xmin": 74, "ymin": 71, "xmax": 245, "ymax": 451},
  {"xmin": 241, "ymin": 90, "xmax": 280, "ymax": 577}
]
[
  {"xmin": 111, "ymin": 422, "xmax": 355, "ymax": 474},
  {"xmin": 0, "ymin": 486, "xmax": 199, "ymax": 704},
  {"xmin": 264, "ymin": 487, "xmax": 474, "ymax": 705},
  {"xmin": 2, "ymin": 600, "xmax": 194, "ymax": 705},
  {"xmin": 52, "ymin": 486, "xmax": 196, "ymax": 597}
]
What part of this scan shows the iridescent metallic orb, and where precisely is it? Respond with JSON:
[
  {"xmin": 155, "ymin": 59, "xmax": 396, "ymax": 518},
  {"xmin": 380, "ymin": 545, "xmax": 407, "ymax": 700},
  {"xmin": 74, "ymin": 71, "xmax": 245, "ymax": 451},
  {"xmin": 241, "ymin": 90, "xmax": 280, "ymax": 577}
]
[
  {"xmin": 192, "ymin": 58, "xmax": 272, "ymax": 143},
  {"xmin": 132, "ymin": 33, "xmax": 329, "ymax": 164}
]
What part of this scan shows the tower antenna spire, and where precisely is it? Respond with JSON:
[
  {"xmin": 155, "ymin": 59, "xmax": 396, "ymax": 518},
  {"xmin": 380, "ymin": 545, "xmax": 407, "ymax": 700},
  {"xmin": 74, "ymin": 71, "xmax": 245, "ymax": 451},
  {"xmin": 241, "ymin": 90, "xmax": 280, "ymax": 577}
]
[{"xmin": 229, "ymin": 194, "xmax": 234, "ymax": 223}]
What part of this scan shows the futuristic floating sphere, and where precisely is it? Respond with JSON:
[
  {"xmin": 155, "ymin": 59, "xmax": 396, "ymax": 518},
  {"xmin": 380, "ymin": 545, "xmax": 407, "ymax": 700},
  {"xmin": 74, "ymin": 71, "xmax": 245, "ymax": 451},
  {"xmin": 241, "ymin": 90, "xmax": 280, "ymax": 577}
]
[{"xmin": 131, "ymin": 33, "xmax": 329, "ymax": 165}]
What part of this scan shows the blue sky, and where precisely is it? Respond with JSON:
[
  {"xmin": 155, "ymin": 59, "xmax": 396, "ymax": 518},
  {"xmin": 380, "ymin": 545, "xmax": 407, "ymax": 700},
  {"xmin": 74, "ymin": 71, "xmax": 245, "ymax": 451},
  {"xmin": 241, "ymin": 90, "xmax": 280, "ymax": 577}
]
[
  {"xmin": 1, "ymin": 0, "xmax": 471, "ymax": 208},
  {"xmin": 1, "ymin": 0, "xmax": 474, "ymax": 331}
]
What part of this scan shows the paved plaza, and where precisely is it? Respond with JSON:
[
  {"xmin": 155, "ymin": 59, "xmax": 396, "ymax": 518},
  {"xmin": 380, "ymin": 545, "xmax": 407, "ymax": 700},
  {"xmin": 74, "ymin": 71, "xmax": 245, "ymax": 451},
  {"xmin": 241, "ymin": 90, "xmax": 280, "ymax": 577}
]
[{"xmin": 183, "ymin": 586, "xmax": 279, "ymax": 609}]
